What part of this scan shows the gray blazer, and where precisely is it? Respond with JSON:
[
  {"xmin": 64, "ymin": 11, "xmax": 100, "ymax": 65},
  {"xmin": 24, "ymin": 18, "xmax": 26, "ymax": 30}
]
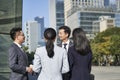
[
  {"xmin": 8, "ymin": 43, "xmax": 28, "ymax": 80},
  {"xmin": 33, "ymin": 45, "xmax": 69, "ymax": 80}
]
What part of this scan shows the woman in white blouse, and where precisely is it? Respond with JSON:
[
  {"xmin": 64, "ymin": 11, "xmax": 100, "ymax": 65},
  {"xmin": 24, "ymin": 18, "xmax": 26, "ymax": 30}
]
[{"xmin": 32, "ymin": 28, "xmax": 69, "ymax": 80}]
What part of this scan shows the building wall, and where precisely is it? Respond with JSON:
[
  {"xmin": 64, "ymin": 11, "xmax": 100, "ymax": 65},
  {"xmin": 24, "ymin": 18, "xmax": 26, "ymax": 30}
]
[
  {"xmin": 25, "ymin": 21, "xmax": 40, "ymax": 52},
  {"xmin": 49, "ymin": 0, "xmax": 65, "ymax": 30},
  {"xmin": 67, "ymin": 12, "xmax": 80, "ymax": 37},
  {"xmin": 100, "ymin": 16, "xmax": 114, "ymax": 32},
  {"xmin": 49, "ymin": 0, "xmax": 57, "ymax": 30},
  {"xmin": 35, "ymin": 16, "xmax": 45, "ymax": 39},
  {"xmin": 67, "ymin": 10, "xmax": 115, "ymax": 37},
  {"xmin": 0, "ymin": 0, "xmax": 22, "ymax": 80},
  {"xmin": 116, "ymin": 0, "xmax": 120, "ymax": 11},
  {"xmin": 64, "ymin": 0, "xmax": 106, "ymax": 25}
]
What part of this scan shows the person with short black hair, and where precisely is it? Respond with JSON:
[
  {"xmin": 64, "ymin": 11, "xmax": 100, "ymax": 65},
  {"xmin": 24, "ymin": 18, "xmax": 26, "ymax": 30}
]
[
  {"xmin": 8, "ymin": 27, "xmax": 32, "ymax": 80},
  {"xmin": 58, "ymin": 26, "xmax": 73, "ymax": 80}
]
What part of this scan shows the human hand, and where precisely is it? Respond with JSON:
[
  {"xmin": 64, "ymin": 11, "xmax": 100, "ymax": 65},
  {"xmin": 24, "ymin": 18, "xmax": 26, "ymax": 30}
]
[{"xmin": 26, "ymin": 67, "xmax": 33, "ymax": 73}]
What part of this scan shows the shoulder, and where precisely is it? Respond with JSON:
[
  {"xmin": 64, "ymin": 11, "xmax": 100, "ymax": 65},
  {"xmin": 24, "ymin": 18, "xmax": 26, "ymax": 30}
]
[
  {"xmin": 9, "ymin": 43, "xmax": 17, "ymax": 51},
  {"xmin": 55, "ymin": 45, "xmax": 65, "ymax": 50},
  {"xmin": 68, "ymin": 46, "xmax": 74, "ymax": 51},
  {"xmin": 35, "ymin": 46, "xmax": 46, "ymax": 53}
]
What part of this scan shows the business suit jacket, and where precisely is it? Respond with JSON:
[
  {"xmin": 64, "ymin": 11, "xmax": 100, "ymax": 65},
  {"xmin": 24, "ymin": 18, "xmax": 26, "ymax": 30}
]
[
  {"xmin": 68, "ymin": 46, "xmax": 92, "ymax": 80},
  {"xmin": 33, "ymin": 45, "xmax": 69, "ymax": 80},
  {"xmin": 57, "ymin": 40, "xmax": 73, "ymax": 50},
  {"xmin": 8, "ymin": 43, "xmax": 28, "ymax": 80},
  {"xmin": 57, "ymin": 40, "xmax": 73, "ymax": 80}
]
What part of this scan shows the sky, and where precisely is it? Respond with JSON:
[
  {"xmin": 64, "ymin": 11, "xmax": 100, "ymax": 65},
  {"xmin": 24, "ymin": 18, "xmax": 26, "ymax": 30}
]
[
  {"xmin": 22, "ymin": 0, "xmax": 115, "ymax": 30},
  {"xmin": 22, "ymin": 0, "xmax": 49, "ymax": 29}
]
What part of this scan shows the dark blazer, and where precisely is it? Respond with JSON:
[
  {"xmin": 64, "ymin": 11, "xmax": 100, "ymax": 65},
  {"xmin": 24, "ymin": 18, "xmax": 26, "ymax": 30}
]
[
  {"xmin": 8, "ymin": 43, "xmax": 28, "ymax": 80},
  {"xmin": 57, "ymin": 40, "xmax": 73, "ymax": 80},
  {"xmin": 68, "ymin": 46, "xmax": 92, "ymax": 80},
  {"xmin": 57, "ymin": 40, "xmax": 73, "ymax": 49}
]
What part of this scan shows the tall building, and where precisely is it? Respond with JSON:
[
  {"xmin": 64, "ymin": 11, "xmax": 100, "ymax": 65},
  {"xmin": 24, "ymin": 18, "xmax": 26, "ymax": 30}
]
[
  {"xmin": 0, "ymin": 0, "xmax": 22, "ymax": 79},
  {"xmin": 67, "ymin": 10, "xmax": 115, "ymax": 38},
  {"xmin": 25, "ymin": 21, "xmax": 40, "ymax": 52},
  {"xmin": 93, "ymin": 16, "xmax": 115, "ymax": 33},
  {"xmin": 116, "ymin": 0, "xmax": 120, "ymax": 11},
  {"xmin": 49, "ymin": 0, "xmax": 64, "ymax": 30},
  {"xmin": 64, "ymin": 0, "xmax": 105, "ymax": 25},
  {"xmin": 104, "ymin": 0, "xmax": 110, "ymax": 7},
  {"xmin": 34, "ymin": 16, "xmax": 45, "ymax": 39}
]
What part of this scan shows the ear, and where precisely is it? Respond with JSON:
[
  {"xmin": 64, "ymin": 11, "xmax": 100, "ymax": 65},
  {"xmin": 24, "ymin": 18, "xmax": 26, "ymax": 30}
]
[{"xmin": 65, "ymin": 33, "xmax": 69, "ymax": 38}]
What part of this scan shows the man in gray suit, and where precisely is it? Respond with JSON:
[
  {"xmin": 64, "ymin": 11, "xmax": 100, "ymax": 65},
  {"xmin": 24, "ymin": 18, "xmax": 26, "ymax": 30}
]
[
  {"xmin": 58, "ymin": 26, "xmax": 73, "ymax": 80},
  {"xmin": 8, "ymin": 27, "xmax": 32, "ymax": 80}
]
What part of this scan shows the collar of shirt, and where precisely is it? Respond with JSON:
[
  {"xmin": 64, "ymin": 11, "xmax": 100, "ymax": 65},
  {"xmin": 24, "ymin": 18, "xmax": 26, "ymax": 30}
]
[{"xmin": 14, "ymin": 42, "xmax": 22, "ymax": 48}]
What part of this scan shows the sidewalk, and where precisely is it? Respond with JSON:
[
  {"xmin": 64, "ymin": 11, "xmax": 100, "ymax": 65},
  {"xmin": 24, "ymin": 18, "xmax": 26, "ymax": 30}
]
[{"xmin": 91, "ymin": 66, "xmax": 120, "ymax": 80}]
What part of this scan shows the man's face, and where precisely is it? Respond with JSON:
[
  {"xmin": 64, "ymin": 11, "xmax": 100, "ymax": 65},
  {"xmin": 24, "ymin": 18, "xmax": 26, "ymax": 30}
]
[
  {"xmin": 58, "ymin": 29, "xmax": 68, "ymax": 41},
  {"xmin": 16, "ymin": 31, "xmax": 25, "ymax": 43}
]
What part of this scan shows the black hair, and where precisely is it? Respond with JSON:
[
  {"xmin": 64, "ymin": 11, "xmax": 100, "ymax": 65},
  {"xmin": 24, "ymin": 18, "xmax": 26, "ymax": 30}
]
[
  {"xmin": 59, "ymin": 26, "xmax": 71, "ymax": 38},
  {"xmin": 72, "ymin": 28, "xmax": 91, "ymax": 55},
  {"xmin": 44, "ymin": 28, "xmax": 56, "ymax": 58},
  {"xmin": 10, "ymin": 27, "xmax": 22, "ymax": 40}
]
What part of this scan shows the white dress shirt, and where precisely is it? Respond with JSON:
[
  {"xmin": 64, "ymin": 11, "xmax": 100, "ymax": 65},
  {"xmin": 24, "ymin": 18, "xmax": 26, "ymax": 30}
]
[{"xmin": 33, "ymin": 44, "xmax": 69, "ymax": 80}]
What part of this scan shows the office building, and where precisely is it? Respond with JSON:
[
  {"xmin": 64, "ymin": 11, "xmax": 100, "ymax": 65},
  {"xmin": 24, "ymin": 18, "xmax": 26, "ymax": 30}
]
[
  {"xmin": 35, "ymin": 16, "xmax": 45, "ymax": 39},
  {"xmin": 67, "ymin": 10, "xmax": 115, "ymax": 39},
  {"xmin": 93, "ymin": 16, "xmax": 115, "ymax": 33},
  {"xmin": 49, "ymin": 0, "xmax": 64, "ymax": 30},
  {"xmin": 104, "ymin": 0, "xmax": 110, "ymax": 7},
  {"xmin": 116, "ymin": 0, "xmax": 120, "ymax": 11},
  {"xmin": 64, "ymin": 0, "xmax": 105, "ymax": 24},
  {"xmin": 99, "ymin": 16, "xmax": 115, "ymax": 32},
  {"xmin": 25, "ymin": 21, "xmax": 40, "ymax": 52}
]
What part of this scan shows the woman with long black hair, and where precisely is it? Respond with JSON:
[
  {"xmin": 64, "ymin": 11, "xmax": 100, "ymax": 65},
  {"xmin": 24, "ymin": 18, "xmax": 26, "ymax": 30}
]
[
  {"xmin": 68, "ymin": 28, "xmax": 92, "ymax": 80},
  {"xmin": 32, "ymin": 28, "xmax": 69, "ymax": 80}
]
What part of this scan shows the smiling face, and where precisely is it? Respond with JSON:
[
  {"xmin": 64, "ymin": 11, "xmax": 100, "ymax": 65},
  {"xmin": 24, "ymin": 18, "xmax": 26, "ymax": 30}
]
[
  {"xmin": 15, "ymin": 31, "xmax": 25, "ymax": 44},
  {"xmin": 58, "ymin": 29, "xmax": 68, "ymax": 42}
]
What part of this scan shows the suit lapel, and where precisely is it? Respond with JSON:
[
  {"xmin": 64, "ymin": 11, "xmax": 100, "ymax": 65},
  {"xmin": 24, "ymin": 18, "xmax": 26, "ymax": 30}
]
[{"xmin": 13, "ymin": 43, "xmax": 28, "ymax": 65}]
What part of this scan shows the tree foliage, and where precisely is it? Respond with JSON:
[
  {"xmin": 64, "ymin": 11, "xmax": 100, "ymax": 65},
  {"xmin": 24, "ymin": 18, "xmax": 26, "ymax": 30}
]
[{"xmin": 91, "ymin": 27, "xmax": 120, "ymax": 55}]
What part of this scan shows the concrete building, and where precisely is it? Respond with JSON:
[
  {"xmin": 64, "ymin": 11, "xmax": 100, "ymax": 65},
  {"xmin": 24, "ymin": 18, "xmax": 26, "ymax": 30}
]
[
  {"xmin": 25, "ymin": 21, "xmax": 40, "ymax": 52},
  {"xmin": 93, "ymin": 16, "xmax": 115, "ymax": 33},
  {"xmin": 64, "ymin": 0, "xmax": 106, "ymax": 25},
  {"xmin": 67, "ymin": 9, "xmax": 115, "ymax": 38},
  {"xmin": 99, "ymin": 16, "xmax": 115, "ymax": 32}
]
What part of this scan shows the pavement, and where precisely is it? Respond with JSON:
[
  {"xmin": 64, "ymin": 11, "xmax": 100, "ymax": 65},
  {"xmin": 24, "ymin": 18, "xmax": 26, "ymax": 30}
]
[
  {"xmin": 91, "ymin": 66, "xmax": 120, "ymax": 80},
  {"xmin": 28, "ymin": 66, "xmax": 120, "ymax": 80}
]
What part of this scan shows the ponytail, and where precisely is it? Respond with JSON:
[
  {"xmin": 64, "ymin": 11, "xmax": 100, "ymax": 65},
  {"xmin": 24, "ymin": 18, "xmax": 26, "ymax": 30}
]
[
  {"xmin": 44, "ymin": 28, "xmax": 56, "ymax": 58},
  {"xmin": 46, "ymin": 40, "xmax": 54, "ymax": 58}
]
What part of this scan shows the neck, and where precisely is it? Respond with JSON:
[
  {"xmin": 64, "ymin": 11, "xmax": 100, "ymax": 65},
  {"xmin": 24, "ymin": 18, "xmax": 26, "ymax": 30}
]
[
  {"xmin": 62, "ymin": 38, "xmax": 69, "ymax": 43},
  {"xmin": 14, "ymin": 40, "xmax": 22, "ymax": 45}
]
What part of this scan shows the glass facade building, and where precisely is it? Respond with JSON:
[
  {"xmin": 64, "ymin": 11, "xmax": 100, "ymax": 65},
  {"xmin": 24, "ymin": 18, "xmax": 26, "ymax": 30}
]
[
  {"xmin": 0, "ymin": 0, "xmax": 22, "ymax": 80},
  {"xmin": 34, "ymin": 16, "xmax": 45, "ymax": 39},
  {"xmin": 67, "ymin": 10, "xmax": 115, "ymax": 39},
  {"xmin": 49, "ymin": 0, "xmax": 65, "ymax": 43},
  {"xmin": 104, "ymin": 0, "xmax": 110, "ymax": 7},
  {"xmin": 49, "ymin": 0, "xmax": 65, "ymax": 30}
]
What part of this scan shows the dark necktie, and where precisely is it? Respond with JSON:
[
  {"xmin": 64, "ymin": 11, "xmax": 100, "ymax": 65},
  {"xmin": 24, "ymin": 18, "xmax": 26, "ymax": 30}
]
[{"xmin": 63, "ymin": 43, "xmax": 67, "ymax": 50}]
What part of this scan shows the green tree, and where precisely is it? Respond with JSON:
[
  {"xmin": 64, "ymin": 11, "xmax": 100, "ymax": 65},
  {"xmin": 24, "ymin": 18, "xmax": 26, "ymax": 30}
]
[{"xmin": 91, "ymin": 27, "xmax": 120, "ymax": 66}]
